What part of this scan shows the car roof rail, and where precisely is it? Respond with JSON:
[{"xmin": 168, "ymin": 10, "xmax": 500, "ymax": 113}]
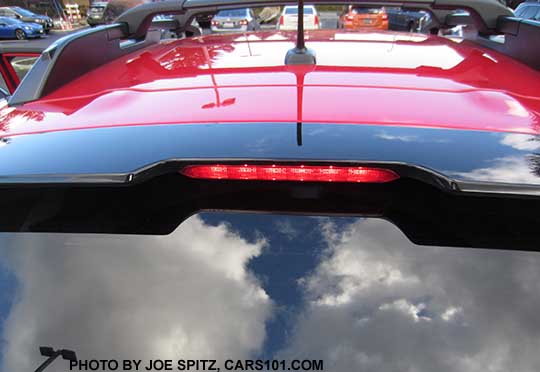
[
  {"xmin": 477, "ymin": 16, "xmax": 540, "ymax": 70},
  {"xmin": 7, "ymin": 0, "xmax": 531, "ymax": 107},
  {"xmin": 9, "ymin": 24, "xmax": 160, "ymax": 106},
  {"xmin": 115, "ymin": 0, "xmax": 513, "ymax": 36}
]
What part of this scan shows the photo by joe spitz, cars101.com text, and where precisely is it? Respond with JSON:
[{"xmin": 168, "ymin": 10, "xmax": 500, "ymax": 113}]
[{"xmin": 0, "ymin": 0, "xmax": 539, "ymax": 371}]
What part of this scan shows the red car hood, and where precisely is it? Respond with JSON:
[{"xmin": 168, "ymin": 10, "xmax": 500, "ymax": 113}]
[{"xmin": 1, "ymin": 30, "xmax": 539, "ymax": 137}]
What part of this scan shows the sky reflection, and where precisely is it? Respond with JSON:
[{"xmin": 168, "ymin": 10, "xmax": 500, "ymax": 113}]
[{"xmin": 1, "ymin": 214, "xmax": 540, "ymax": 372}]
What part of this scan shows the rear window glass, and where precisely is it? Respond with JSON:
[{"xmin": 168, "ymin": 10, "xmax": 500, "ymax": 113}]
[
  {"xmin": 352, "ymin": 7, "xmax": 383, "ymax": 14},
  {"xmin": 1, "ymin": 212, "xmax": 540, "ymax": 371},
  {"xmin": 285, "ymin": 7, "xmax": 315, "ymax": 15},
  {"xmin": 216, "ymin": 9, "xmax": 249, "ymax": 17}
]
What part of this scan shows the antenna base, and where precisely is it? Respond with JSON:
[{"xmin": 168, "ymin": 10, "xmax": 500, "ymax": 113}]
[{"xmin": 284, "ymin": 47, "xmax": 316, "ymax": 65}]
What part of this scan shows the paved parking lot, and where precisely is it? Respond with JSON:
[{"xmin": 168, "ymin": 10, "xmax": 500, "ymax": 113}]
[{"xmin": 0, "ymin": 28, "xmax": 87, "ymax": 50}]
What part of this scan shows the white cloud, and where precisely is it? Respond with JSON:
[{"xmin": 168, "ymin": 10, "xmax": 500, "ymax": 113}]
[
  {"xmin": 375, "ymin": 133, "xmax": 419, "ymax": 142},
  {"xmin": 275, "ymin": 219, "xmax": 298, "ymax": 240},
  {"xmin": 375, "ymin": 132, "xmax": 449, "ymax": 143},
  {"xmin": 278, "ymin": 218, "xmax": 540, "ymax": 372},
  {"xmin": 0, "ymin": 216, "xmax": 273, "ymax": 372},
  {"xmin": 500, "ymin": 133, "xmax": 540, "ymax": 151},
  {"xmin": 379, "ymin": 299, "xmax": 431, "ymax": 322},
  {"xmin": 450, "ymin": 156, "xmax": 540, "ymax": 184},
  {"xmin": 441, "ymin": 306, "xmax": 463, "ymax": 322}
]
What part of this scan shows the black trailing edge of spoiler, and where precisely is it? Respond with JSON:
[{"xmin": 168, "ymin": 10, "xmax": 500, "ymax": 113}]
[
  {"xmin": 1, "ymin": 158, "xmax": 540, "ymax": 197},
  {"xmin": 0, "ymin": 171, "xmax": 539, "ymax": 251},
  {"xmin": 6, "ymin": 0, "xmax": 540, "ymax": 106}
]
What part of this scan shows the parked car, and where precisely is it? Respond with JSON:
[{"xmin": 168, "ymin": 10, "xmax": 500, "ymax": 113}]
[
  {"xmin": 211, "ymin": 8, "xmax": 260, "ymax": 33},
  {"xmin": 278, "ymin": 5, "xmax": 320, "ymax": 30},
  {"xmin": 339, "ymin": 5, "xmax": 389, "ymax": 30},
  {"xmin": 0, "ymin": 16, "xmax": 43, "ymax": 40},
  {"xmin": 0, "ymin": 6, "xmax": 52, "ymax": 33},
  {"xmin": 514, "ymin": 0, "xmax": 540, "ymax": 20},
  {"xmin": 86, "ymin": 2, "xmax": 108, "ymax": 27},
  {"xmin": 386, "ymin": 7, "xmax": 426, "ymax": 31}
]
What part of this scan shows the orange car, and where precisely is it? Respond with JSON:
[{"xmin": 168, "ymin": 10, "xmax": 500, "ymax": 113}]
[{"xmin": 339, "ymin": 5, "xmax": 389, "ymax": 30}]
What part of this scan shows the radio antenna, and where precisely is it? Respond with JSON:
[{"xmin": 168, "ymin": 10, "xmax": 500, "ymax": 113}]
[{"xmin": 284, "ymin": 0, "xmax": 316, "ymax": 65}]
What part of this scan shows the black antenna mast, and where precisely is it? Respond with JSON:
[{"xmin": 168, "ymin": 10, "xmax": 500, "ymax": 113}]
[{"xmin": 284, "ymin": 0, "xmax": 316, "ymax": 65}]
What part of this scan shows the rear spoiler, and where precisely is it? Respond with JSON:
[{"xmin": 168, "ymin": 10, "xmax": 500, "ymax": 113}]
[
  {"xmin": 0, "ymin": 165, "xmax": 539, "ymax": 251},
  {"xmin": 6, "ymin": 0, "xmax": 540, "ymax": 106}
]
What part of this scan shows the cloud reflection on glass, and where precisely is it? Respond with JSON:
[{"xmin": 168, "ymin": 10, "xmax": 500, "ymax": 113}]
[{"xmin": 1, "ymin": 214, "xmax": 540, "ymax": 372}]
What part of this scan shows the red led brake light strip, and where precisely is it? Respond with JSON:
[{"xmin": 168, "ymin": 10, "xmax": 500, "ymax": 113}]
[{"xmin": 180, "ymin": 164, "xmax": 399, "ymax": 183}]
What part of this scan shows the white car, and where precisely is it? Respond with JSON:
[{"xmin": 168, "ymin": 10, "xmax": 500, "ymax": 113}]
[
  {"xmin": 277, "ymin": 5, "xmax": 320, "ymax": 30},
  {"xmin": 211, "ymin": 8, "xmax": 260, "ymax": 33}
]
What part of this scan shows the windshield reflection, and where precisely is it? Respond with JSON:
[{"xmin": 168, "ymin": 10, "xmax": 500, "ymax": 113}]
[{"xmin": 1, "ymin": 214, "xmax": 540, "ymax": 371}]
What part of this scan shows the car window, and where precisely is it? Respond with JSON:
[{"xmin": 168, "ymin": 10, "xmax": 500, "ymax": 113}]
[
  {"xmin": 352, "ymin": 6, "xmax": 383, "ymax": 14},
  {"xmin": 285, "ymin": 7, "xmax": 315, "ymax": 15},
  {"xmin": 12, "ymin": 7, "xmax": 35, "ymax": 17},
  {"xmin": 1, "ymin": 212, "xmax": 540, "ymax": 371},
  {"xmin": 0, "ymin": 54, "xmax": 40, "ymax": 94},
  {"xmin": 216, "ymin": 9, "xmax": 248, "ymax": 17},
  {"xmin": 514, "ymin": 5, "xmax": 526, "ymax": 17},
  {"xmin": 9, "ymin": 56, "xmax": 39, "ymax": 81},
  {"xmin": 532, "ymin": 6, "xmax": 540, "ymax": 20},
  {"xmin": 521, "ymin": 5, "xmax": 539, "ymax": 18}
]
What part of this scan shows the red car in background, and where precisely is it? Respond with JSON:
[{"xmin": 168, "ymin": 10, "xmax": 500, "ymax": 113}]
[{"xmin": 339, "ymin": 5, "xmax": 389, "ymax": 30}]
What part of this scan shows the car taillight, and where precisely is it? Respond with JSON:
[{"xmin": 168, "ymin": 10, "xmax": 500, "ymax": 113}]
[
  {"xmin": 381, "ymin": 13, "xmax": 388, "ymax": 20},
  {"xmin": 211, "ymin": 20, "xmax": 219, "ymax": 26},
  {"xmin": 279, "ymin": 16, "xmax": 284, "ymax": 25},
  {"xmin": 346, "ymin": 15, "xmax": 354, "ymax": 21},
  {"xmin": 180, "ymin": 164, "xmax": 399, "ymax": 183},
  {"xmin": 239, "ymin": 19, "xmax": 248, "ymax": 26},
  {"xmin": 314, "ymin": 15, "xmax": 319, "ymax": 26}
]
